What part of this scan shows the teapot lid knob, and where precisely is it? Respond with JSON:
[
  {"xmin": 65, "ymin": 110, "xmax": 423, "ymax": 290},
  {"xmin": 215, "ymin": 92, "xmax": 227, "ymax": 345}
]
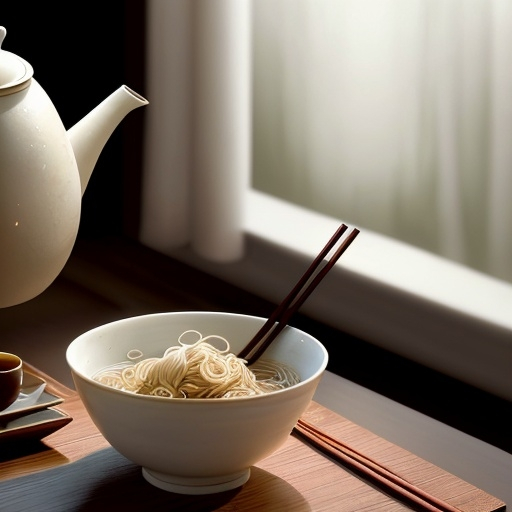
[{"xmin": 0, "ymin": 26, "xmax": 33, "ymax": 95}]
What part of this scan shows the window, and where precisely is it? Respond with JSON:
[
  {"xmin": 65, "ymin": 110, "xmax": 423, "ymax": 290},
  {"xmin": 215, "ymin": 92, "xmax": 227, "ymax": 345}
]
[{"xmin": 252, "ymin": 0, "xmax": 512, "ymax": 286}]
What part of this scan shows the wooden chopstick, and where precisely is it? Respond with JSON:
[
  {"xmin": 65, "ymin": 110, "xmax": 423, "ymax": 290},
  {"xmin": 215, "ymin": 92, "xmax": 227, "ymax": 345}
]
[
  {"xmin": 294, "ymin": 419, "xmax": 461, "ymax": 512},
  {"xmin": 238, "ymin": 224, "xmax": 359, "ymax": 365}
]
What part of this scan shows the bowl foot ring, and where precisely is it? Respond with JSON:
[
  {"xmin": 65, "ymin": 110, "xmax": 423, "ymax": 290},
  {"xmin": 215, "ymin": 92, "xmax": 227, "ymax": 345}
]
[{"xmin": 142, "ymin": 467, "xmax": 251, "ymax": 495}]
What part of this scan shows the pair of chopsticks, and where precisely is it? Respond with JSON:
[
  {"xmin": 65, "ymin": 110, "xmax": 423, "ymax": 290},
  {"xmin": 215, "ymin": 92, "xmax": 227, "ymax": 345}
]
[
  {"xmin": 237, "ymin": 223, "xmax": 360, "ymax": 365},
  {"xmin": 294, "ymin": 418, "xmax": 461, "ymax": 512}
]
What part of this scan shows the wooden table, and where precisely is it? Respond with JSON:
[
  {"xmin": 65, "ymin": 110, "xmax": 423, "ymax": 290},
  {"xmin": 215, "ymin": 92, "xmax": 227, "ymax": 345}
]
[{"xmin": 0, "ymin": 364, "xmax": 506, "ymax": 511}]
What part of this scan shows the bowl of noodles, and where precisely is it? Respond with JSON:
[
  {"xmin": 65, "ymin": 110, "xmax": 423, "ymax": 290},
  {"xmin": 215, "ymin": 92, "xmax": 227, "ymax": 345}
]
[{"xmin": 66, "ymin": 311, "xmax": 328, "ymax": 495}]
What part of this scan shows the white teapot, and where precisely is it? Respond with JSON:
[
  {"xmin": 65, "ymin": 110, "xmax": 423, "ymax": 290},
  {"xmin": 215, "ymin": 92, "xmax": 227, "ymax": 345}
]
[{"xmin": 0, "ymin": 27, "xmax": 148, "ymax": 308}]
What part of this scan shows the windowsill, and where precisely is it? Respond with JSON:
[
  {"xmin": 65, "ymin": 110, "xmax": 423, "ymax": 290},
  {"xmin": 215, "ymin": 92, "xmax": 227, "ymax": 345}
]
[{"xmin": 168, "ymin": 190, "xmax": 512, "ymax": 402}]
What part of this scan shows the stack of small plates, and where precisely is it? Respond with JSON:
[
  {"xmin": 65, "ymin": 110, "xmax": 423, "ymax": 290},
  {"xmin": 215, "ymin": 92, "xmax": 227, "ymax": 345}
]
[{"xmin": 0, "ymin": 372, "xmax": 71, "ymax": 444}]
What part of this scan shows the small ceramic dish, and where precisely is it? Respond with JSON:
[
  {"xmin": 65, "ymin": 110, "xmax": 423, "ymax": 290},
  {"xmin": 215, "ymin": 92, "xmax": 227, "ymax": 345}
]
[
  {"xmin": 0, "ymin": 372, "xmax": 63, "ymax": 423},
  {"xmin": 0, "ymin": 408, "xmax": 72, "ymax": 443}
]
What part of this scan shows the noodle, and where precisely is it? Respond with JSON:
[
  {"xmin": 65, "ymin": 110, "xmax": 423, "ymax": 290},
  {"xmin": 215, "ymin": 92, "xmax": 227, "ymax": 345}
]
[{"xmin": 93, "ymin": 330, "xmax": 300, "ymax": 399}]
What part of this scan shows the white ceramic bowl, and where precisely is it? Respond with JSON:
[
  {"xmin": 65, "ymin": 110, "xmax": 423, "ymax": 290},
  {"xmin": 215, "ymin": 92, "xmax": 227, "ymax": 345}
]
[{"xmin": 66, "ymin": 311, "xmax": 328, "ymax": 495}]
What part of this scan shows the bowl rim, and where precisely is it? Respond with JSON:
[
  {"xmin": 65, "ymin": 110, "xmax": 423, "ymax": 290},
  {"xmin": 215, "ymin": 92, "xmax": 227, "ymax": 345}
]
[{"xmin": 66, "ymin": 311, "xmax": 329, "ymax": 404}]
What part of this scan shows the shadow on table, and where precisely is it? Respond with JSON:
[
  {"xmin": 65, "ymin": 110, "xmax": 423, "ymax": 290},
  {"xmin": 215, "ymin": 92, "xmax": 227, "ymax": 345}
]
[
  {"xmin": 0, "ymin": 439, "xmax": 69, "ymax": 467},
  {"xmin": 0, "ymin": 448, "xmax": 312, "ymax": 512}
]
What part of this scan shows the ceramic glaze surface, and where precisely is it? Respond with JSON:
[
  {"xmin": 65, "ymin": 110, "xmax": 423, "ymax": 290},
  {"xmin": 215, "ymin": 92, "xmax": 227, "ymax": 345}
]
[
  {"xmin": 0, "ymin": 352, "xmax": 23, "ymax": 411},
  {"xmin": 67, "ymin": 311, "xmax": 329, "ymax": 495},
  {"xmin": 0, "ymin": 80, "xmax": 81, "ymax": 307},
  {"xmin": 0, "ymin": 26, "xmax": 148, "ymax": 308}
]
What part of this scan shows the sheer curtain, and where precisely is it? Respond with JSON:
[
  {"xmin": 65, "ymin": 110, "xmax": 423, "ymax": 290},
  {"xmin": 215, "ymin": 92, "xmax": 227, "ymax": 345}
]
[
  {"xmin": 140, "ymin": 0, "xmax": 250, "ymax": 263},
  {"xmin": 140, "ymin": 0, "xmax": 512, "ymax": 283},
  {"xmin": 252, "ymin": 0, "xmax": 512, "ymax": 284}
]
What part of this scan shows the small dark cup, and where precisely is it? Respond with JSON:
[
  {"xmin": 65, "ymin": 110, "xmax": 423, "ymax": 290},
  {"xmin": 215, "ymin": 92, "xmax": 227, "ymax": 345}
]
[{"xmin": 0, "ymin": 352, "xmax": 23, "ymax": 411}]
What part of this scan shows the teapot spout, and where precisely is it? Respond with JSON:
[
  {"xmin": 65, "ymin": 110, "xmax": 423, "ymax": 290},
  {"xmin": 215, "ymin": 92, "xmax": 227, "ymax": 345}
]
[{"xmin": 68, "ymin": 85, "xmax": 148, "ymax": 195}]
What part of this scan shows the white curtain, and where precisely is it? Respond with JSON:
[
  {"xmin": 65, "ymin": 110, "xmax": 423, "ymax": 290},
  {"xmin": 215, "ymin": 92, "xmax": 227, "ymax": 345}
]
[
  {"xmin": 252, "ymin": 0, "xmax": 512, "ymax": 283},
  {"xmin": 140, "ymin": 0, "xmax": 251, "ymax": 262}
]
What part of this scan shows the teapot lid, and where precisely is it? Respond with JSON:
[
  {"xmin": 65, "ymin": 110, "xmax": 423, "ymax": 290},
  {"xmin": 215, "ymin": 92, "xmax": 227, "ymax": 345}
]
[{"xmin": 0, "ymin": 27, "xmax": 33, "ymax": 96}]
